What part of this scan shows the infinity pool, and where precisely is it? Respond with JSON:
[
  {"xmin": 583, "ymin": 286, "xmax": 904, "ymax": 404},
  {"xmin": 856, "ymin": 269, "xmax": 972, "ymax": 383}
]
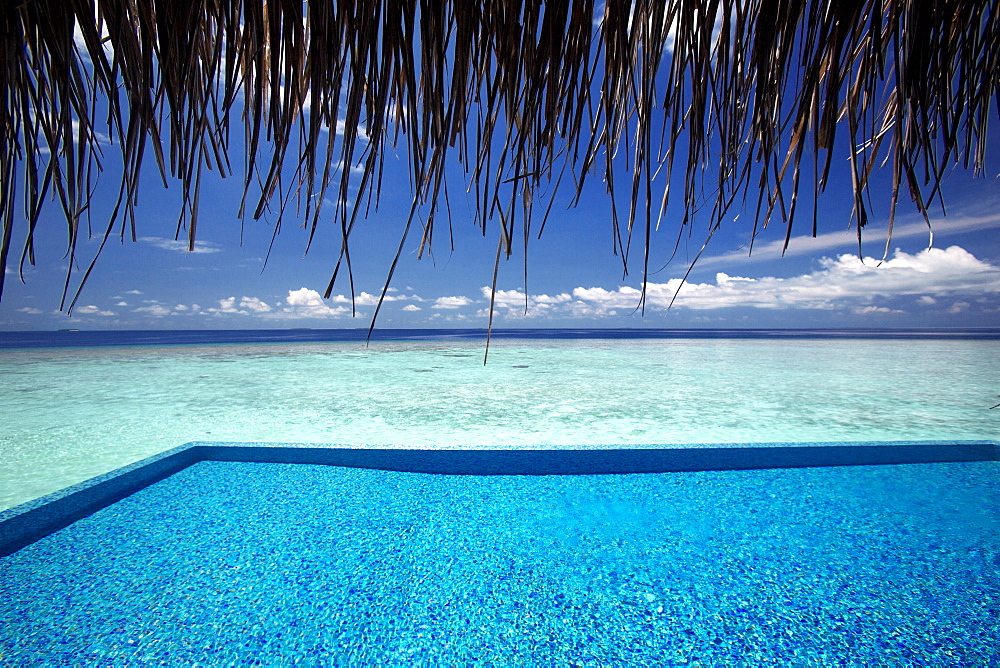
[{"xmin": 2, "ymin": 456, "xmax": 997, "ymax": 664}]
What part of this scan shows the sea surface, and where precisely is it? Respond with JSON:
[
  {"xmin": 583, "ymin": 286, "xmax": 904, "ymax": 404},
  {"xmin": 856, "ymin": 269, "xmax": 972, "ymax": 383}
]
[{"xmin": 1, "ymin": 328, "xmax": 998, "ymax": 510}]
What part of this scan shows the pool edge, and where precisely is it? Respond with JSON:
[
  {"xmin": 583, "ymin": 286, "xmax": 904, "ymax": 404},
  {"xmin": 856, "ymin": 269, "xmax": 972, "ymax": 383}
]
[
  {"xmin": 2, "ymin": 440, "xmax": 998, "ymax": 557},
  {"xmin": 0, "ymin": 445, "xmax": 202, "ymax": 557}
]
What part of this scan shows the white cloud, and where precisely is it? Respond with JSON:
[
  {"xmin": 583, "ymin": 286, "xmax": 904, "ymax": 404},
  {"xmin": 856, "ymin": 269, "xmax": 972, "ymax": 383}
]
[
  {"xmin": 948, "ymin": 301, "xmax": 971, "ymax": 314},
  {"xmin": 334, "ymin": 119, "xmax": 370, "ymax": 141},
  {"xmin": 115, "ymin": 301, "xmax": 129, "ymax": 307},
  {"xmin": 333, "ymin": 159, "xmax": 366, "ymax": 176},
  {"xmin": 480, "ymin": 288, "xmax": 573, "ymax": 318},
  {"xmin": 477, "ymin": 245, "xmax": 1000, "ymax": 319},
  {"xmin": 285, "ymin": 289, "xmax": 324, "ymax": 308},
  {"xmin": 592, "ymin": 246, "xmax": 1000, "ymax": 312},
  {"xmin": 17, "ymin": 307, "xmax": 42, "ymax": 315},
  {"xmin": 70, "ymin": 119, "xmax": 111, "ymax": 147},
  {"xmin": 329, "ymin": 291, "xmax": 403, "ymax": 306},
  {"xmin": 853, "ymin": 306, "xmax": 904, "ymax": 315},
  {"xmin": 279, "ymin": 288, "xmax": 351, "ymax": 318},
  {"xmin": 75, "ymin": 305, "xmax": 116, "ymax": 316},
  {"xmin": 697, "ymin": 213, "xmax": 1000, "ymax": 269},
  {"xmin": 485, "ymin": 288, "xmax": 573, "ymax": 308},
  {"xmin": 239, "ymin": 297, "xmax": 271, "ymax": 313},
  {"xmin": 73, "ymin": 16, "xmax": 114, "ymax": 64},
  {"xmin": 134, "ymin": 304, "xmax": 172, "ymax": 317},
  {"xmin": 202, "ymin": 296, "xmax": 270, "ymax": 316},
  {"xmin": 141, "ymin": 237, "xmax": 221, "ymax": 254},
  {"xmin": 432, "ymin": 296, "xmax": 473, "ymax": 309},
  {"xmin": 208, "ymin": 297, "xmax": 244, "ymax": 315},
  {"xmin": 402, "ymin": 304, "xmax": 422, "ymax": 312},
  {"xmin": 125, "ymin": 290, "xmax": 143, "ymax": 295},
  {"xmin": 572, "ymin": 285, "xmax": 644, "ymax": 309}
]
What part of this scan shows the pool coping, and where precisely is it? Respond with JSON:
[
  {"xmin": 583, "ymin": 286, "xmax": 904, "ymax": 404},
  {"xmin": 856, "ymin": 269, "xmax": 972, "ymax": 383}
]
[{"xmin": 2, "ymin": 440, "xmax": 998, "ymax": 558}]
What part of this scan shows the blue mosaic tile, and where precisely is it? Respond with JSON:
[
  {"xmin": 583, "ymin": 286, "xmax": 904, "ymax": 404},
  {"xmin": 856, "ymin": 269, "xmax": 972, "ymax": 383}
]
[
  {"xmin": 1, "ymin": 459, "xmax": 998, "ymax": 664},
  {"xmin": 5, "ymin": 440, "xmax": 995, "ymax": 558}
]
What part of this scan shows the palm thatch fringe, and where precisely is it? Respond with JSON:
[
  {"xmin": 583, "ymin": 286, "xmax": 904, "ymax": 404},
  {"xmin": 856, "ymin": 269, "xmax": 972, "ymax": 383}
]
[{"xmin": 2, "ymin": 0, "xmax": 997, "ymax": 313}]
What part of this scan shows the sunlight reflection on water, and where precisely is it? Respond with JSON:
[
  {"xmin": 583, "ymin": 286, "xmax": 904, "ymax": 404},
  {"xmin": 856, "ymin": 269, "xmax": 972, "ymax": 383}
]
[{"xmin": 1, "ymin": 337, "xmax": 997, "ymax": 509}]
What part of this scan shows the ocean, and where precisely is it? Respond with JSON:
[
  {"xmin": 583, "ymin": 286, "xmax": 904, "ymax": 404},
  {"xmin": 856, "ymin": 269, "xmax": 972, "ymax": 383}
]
[{"xmin": 1, "ymin": 328, "xmax": 998, "ymax": 510}]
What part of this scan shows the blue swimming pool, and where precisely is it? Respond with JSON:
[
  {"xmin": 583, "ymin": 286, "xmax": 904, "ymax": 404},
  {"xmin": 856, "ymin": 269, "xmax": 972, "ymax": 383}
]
[{"xmin": 2, "ymin": 446, "xmax": 997, "ymax": 664}]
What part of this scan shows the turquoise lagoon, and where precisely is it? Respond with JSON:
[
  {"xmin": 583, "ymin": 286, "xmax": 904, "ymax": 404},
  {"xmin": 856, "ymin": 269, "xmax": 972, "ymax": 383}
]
[{"xmin": 1, "ymin": 330, "xmax": 996, "ymax": 510}]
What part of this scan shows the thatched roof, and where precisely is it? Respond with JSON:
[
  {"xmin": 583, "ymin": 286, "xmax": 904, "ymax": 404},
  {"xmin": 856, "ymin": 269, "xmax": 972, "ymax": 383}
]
[{"xmin": 2, "ymin": 0, "xmax": 997, "ymax": 319}]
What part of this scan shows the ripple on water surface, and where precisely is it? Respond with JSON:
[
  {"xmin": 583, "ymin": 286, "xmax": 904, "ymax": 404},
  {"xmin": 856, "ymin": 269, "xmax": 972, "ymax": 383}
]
[
  {"xmin": 1, "ymin": 461, "xmax": 997, "ymax": 663},
  {"xmin": 1, "ymin": 337, "xmax": 998, "ymax": 509}
]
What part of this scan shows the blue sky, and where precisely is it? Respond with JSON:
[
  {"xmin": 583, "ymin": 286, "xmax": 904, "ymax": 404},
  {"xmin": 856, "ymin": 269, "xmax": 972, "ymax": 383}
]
[
  {"xmin": 3, "ymin": 154, "xmax": 997, "ymax": 331},
  {"xmin": 3, "ymin": 29, "xmax": 999, "ymax": 331}
]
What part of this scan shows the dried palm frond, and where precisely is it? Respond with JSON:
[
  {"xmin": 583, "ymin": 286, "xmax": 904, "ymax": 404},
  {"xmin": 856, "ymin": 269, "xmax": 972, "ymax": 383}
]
[{"xmin": 2, "ymin": 0, "xmax": 996, "ymax": 315}]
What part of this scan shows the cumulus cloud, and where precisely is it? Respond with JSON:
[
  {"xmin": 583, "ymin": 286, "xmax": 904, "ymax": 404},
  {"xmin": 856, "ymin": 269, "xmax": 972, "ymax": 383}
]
[
  {"xmin": 853, "ymin": 306, "xmax": 904, "ymax": 315},
  {"xmin": 480, "ymin": 288, "xmax": 573, "ymax": 318},
  {"xmin": 75, "ymin": 305, "xmax": 116, "ymax": 316},
  {"xmin": 134, "ymin": 304, "xmax": 173, "ymax": 317},
  {"xmin": 198, "ymin": 296, "xmax": 269, "ymax": 316},
  {"xmin": 285, "ymin": 289, "xmax": 325, "ymax": 307},
  {"xmin": 141, "ymin": 237, "xmax": 221, "ymax": 254},
  {"xmin": 334, "ymin": 119, "xmax": 370, "ymax": 141},
  {"xmin": 698, "ymin": 213, "xmax": 1000, "ymax": 268},
  {"xmin": 486, "ymin": 288, "xmax": 573, "ymax": 308},
  {"xmin": 472, "ymin": 245, "xmax": 999, "ymax": 320},
  {"xmin": 188, "ymin": 289, "xmax": 370, "ymax": 319},
  {"xmin": 329, "ymin": 291, "xmax": 403, "ymax": 306},
  {"xmin": 70, "ymin": 119, "xmax": 111, "ymax": 147},
  {"xmin": 576, "ymin": 246, "xmax": 1000, "ymax": 314},
  {"xmin": 335, "ymin": 159, "xmax": 366, "ymax": 176},
  {"xmin": 215, "ymin": 297, "xmax": 240, "ymax": 313},
  {"xmin": 279, "ymin": 288, "xmax": 351, "ymax": 318},
  {"xmin": 572, "ymin": 285, "xmax": 645, "ymax": 309},
  {"xmin": 433, "ymin": 296, "xmax": 473, "ymax": 309},
  {"xmin": 402, "ymin": 304, "xmax": 422, "ymax": 312},
  {"xmin": 125, "ymin": 290, "xmax": 143, "ymax": 295},
  {"xmin": 17, "ymin": 307, "xmax": 42, "ymax": 315},
  {"xmin": 239, "ymin": 297, "xmax": 271, "ymax": 313}
]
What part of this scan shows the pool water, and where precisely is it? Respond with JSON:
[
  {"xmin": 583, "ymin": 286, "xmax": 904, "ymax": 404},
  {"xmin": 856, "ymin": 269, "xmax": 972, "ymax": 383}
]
[
  {"xmin": 2, "ymin": 460, "xmax": 997, "ymax": 664},
  {"xmin": 2, "ymin": 336, "xmax": 998, "ymax": 511}
]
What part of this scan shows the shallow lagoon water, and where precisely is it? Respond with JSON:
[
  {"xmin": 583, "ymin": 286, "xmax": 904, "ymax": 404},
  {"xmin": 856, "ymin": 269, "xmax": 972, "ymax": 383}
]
[{"xmin": 1, "ymin": 335, "xmax": 998, "ymax": 510}]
